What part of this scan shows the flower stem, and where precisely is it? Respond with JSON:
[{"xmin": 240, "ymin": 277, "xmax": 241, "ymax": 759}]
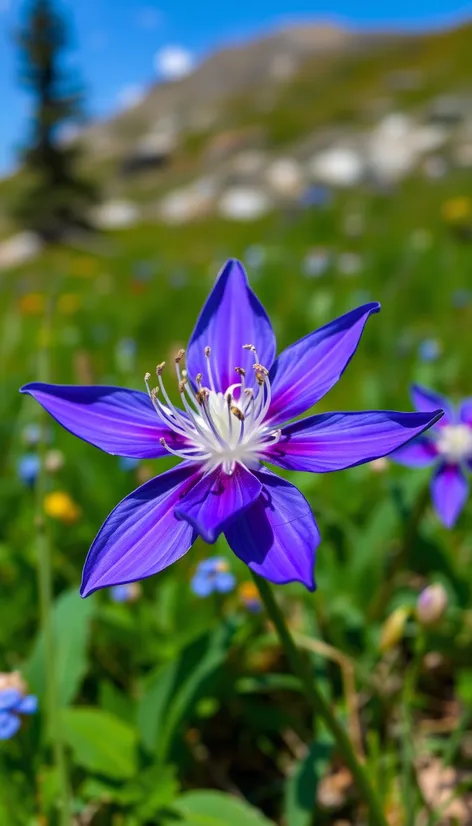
[
  {"xmin": 251, "ymin": 572, "xmax": 388, "ymax": 826},
  {"xmin": 34, "ymin": 306, "xmax": 71, "ymax": 826}
]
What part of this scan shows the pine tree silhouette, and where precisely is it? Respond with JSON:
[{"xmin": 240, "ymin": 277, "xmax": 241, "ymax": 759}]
[{"xmin": 13, "ymin": 0, "xmax": 98, "ymax": 242}]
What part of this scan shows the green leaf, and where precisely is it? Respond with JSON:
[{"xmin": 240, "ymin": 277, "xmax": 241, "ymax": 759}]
[
  {"xmin": 25, "ymin": 588, "xmax": 95, "ymax": 706},
  {"xmin": 456, "ymin": 670, "xmax": 472, "ymax": 705},
  {"xmin": 236, "ymin": 674, "xmax": 301, "ymax": 694},
  {"xmin": 174, "ymin": 791, "xmax": 276, "ymax": 825},
  {"xmin": 137, "ymin": 659, "xmax": 179, "ymax": 753},
  {"xmin": 99, "ymin": 679, "xmax": 136, "ymax": 724},
  {"xmin": 137, "ymin": 620, "xmax": 235, "ymax": 759},
  {"xmin": 60, "ymin": 708, "xmax": 137, "ymax": 779},
  {"xmin": 284, "ymin": 737, "xmax": 333, "ymax": 826},
  {"xmin": 81, "ymin": 765, "xmax": 179, "ymax": 815}
]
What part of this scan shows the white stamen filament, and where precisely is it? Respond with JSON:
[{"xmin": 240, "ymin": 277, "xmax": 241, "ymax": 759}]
[{"xmin": 146, "ymin": 346, "xmax": 280, "ymax": 475}]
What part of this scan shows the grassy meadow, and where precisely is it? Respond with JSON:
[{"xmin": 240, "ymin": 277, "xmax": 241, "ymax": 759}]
[{"xmin": 2, "ymin": 32, "xmax": 472, "ymax": 824}]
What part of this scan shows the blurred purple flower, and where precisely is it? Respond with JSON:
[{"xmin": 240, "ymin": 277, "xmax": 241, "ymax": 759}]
[
  {"xmin": 0, "ymin": 688, "xmax": 37, "ymax": 740},
  {"xmin": 191, "ymin": 557, "xmax": 236, "ymax": 597},
  {"xmin": 416, "ymin": 583, "xmax": 448, "ymax": 625},
  {"xmin": 392, "ymin": 385, "xmax": 472, "ymax": 527},
  {"xmin": 21, "ymin": 260, "xmax": 441, "ymax": 596}
]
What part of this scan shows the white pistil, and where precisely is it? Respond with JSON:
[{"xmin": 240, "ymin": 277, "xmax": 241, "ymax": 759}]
[
  {"xmin": 145, "ymin": 345, "xmax": 279, "ymax": 474},
  {"xmin": 436, "ymin": 424, "xmax": 472, "ymax": 464}
]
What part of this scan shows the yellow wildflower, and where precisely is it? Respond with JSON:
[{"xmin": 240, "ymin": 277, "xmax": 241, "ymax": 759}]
[
  {"xmin": 19, "ymin": 293, "xmax": 45, "ymax": 316},
  {"xmin": 442, "ymin": 196, "xmax": 471, "ymax": 224},
  {"xmin": 379, "ymin": 606, "xmax": 410, "ymax": 652},
  {"xmin": 72, "ymin": 256, "xmax": 98, "ymax": 278},
  {"xmin": 238, "ymin": 581, "xmax": 261, "ymax": 612},
  {"xmin": 57, "ymin": 293, "xmax": 81, "ymax": 315},
  {"xmin": 44, "ymin": 491, "xmax": 81, "ymax": 524}
]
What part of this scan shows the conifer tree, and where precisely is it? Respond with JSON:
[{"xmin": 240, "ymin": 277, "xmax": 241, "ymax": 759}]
[{"xmin": 13, "ymin": 0, "xmax": 97, "ymax": 242}]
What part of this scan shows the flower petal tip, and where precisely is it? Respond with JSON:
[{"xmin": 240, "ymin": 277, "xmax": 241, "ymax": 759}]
[
  {"xmin": 19, "ymin": 383, "xmax": 36, "ymax": 395},
  {"xmin": 365, "ymin": 301, "xmax": 381, "ymax": 314}
]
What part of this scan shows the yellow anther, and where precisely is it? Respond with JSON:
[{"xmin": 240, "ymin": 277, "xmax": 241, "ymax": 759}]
[
  {"xmin": 253, "ymin": 363, "xmax": 268, "ymax": 375},
  {"xmin": 231, "ymin": 406, "xmax": 245, "ymax": 421},
  {"xmin": 156, "ymin": 362, "xmax": 166, "ymax": 375}
]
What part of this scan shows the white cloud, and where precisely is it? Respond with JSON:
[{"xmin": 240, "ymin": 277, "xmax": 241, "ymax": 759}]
[
  {"xmin": 137, "ymin": 6, "xmax": 163, "ymax": 30},
  {"xmin": 154, "ymin": 46, "xmax": 194, "ymax": 81},
  {"xmin": 117, "ymin": 84, "xmax": 145, "ymax": 110}
]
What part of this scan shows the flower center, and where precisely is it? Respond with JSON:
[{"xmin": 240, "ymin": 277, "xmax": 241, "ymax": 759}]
[
  {"xmin": 144, "ymin": 345, "xmax": 281, "ymax": 475},
  {"xmin": 436, "ymin": 424, "xmax": 472, "ymax": 464}
]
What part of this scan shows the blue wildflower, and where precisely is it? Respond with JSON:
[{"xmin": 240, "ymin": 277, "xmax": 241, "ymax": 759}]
[
  {"xmin": 191, "ymin": 558, "xmax": 236, "ymax": 598},
  {"xmin": 169, "ymin": 269, "xmax": 188, "ymax": 290},
  {"xmin": 118, "ymin": 456, "xmax": 140, "ymax": 472},
  {"xmin": 22, "ymin": 423, "xmax": 41, "ymax": 446},
  {"xmin": 239, "ymin": 581, "xmax": 262, "ymax": 613},
  {"xmin": 392, "ymin": 386, "xmax": 472, "ymax": 528},
  {"xmin": 451, "ymin": 288, "xmax": 471, "ymax": 309},
  {"xmin": 21, "ymin": 259, "xmax": 442, "ymax": 596},
  {"xmin": 115, "ymin": 338, "xmax": 138, "ymax": 373},
  {"xmin": 132, "ymin": 260, "xmax": 154, "ymax": 282},
  {"xmin": 300, "ymin": 184, "xmax": 332, "ymax": 208},
  {"xmin": 244, "ymin": 245, "xmax": 266, "ymax": 271},
  {"xmin": 418, "ymin": 338, "xmax": 441, "ymax": 362},
  {"xmin": 110, "ymin": 582, "xmax": 141, "ymax": 602},
  {"xmin": 17, "ymin": 454, "xmax": 41, "ymax": 487},
  {"xmin": 302, "ymin": 248, "xmax": 331, "ymax": 279},
  {"xmin": 0, "ymin": 686, "xmax": 37, "ymax": 740}
]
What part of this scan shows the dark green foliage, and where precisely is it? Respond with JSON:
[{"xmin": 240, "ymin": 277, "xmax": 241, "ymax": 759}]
[{"xmin": 12, "ymin": 0, "xmax": 98, "ymax": 242}]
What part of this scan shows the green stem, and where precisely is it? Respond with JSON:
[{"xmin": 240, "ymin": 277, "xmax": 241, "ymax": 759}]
[
  {"xmin": 402, "ymin": 633, "xmax": 431, "ymax": 821},
  {"xmin": 369, "ymin": 484, "xmax": 430, "ymax": 621},
  {"xmin": 251, "ymin": 573, "xmax": 388, "ymax": 826},
  {"xmin": 35, "ymin": 307, "xmax": 71, "ymax": 826}
]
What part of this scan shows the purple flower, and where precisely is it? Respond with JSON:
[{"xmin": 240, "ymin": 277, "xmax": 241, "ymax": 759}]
[
  {"xmin": 191, "ymin": 557, "xmax": 236, "ymax": 597},
  {"xmin": 0, "ymin": 688, "xmax": 38, "ymax": 740},
  {"xmin": 392, "ymin": 385, "xmax": 472, "ymax": 527},
  {"xmin": 20, "ymin": 260, "xmax": 441, "ymax": 596}
]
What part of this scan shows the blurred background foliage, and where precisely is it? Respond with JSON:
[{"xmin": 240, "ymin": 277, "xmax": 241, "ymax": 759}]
[{"xmin": 1, "ymin": 1, "xmax": 472, "ymax": 824}]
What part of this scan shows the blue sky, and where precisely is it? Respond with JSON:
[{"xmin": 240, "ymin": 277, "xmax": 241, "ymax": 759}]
[{"xmin": 0, "ymin": 0, "xmax": 470, "ymax": 175}]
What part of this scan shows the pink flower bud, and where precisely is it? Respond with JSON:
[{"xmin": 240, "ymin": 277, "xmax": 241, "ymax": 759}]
[{"xmin": 417, "ymin": 584, "xmax": 447, "ymax": 626}]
